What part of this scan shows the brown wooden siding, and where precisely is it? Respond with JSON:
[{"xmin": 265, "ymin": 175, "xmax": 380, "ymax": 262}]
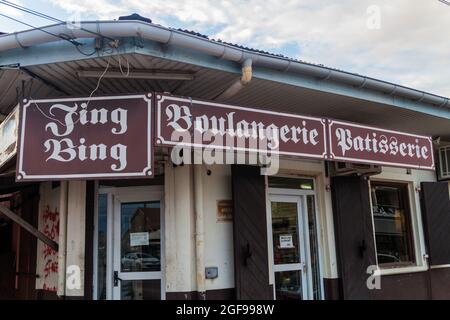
[{"xmin": 231, "ymin": 165, "xmax": 273, "ymax": 300}]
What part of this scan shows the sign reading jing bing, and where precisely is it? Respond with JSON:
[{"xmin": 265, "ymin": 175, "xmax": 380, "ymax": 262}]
[{"xmin": 16, "ymin": 94, "xmax": 153, "ymax": 181}]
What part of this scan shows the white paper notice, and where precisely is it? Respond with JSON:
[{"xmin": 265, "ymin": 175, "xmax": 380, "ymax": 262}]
[
  {"xmin": 279, "ymin": 234, "xmax": 294, "ymax": 249},
  {"xmin": 130, "ymin": 232, "xmax": 150, "ymax": 247}
]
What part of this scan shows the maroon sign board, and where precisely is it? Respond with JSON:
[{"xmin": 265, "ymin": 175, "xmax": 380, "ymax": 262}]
[
  {"xmin": 15, "ymin": 92, "xmax": 435, "ymax": 181},
  {"xmin": 156, "ymin": 93, "xmax": 434, "ymax": 170},
  {"xmin": 328, "ymin": 119, "xmax": 434, "ymax": 170},
  {"xmin": 155, "ymin": 94, "xmax": 328, "ymax": 159},
  {"xmin": 16, "ymin": 94, "xmax": 153, "ymax": 181}
]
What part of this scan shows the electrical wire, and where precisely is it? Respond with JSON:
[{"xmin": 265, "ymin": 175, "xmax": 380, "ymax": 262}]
[
  {"xmin": 0, "ymin": 12, "xmax": 81, "ymax": 46},
  {"xmin": 0, "ymin": 0, "xmax": 117, "ymax": 42},
  {"xmin": 0, "ymin": 0, "xmax": 60, "ymax": 22},
  {"xmin": 118, "ymin": 54, "xmax": 130, "ymax": 77},
  {"xmin": 29, "ymin": 55, "xmax": 112, "ymax": 126},
  {"xmin": 0, "ymin": 11, "xmax": 99, "ymax": 56}
]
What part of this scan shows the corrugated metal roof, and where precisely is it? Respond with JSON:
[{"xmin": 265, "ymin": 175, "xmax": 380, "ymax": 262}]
[{"xmin": 173, "ymin": 27, "xmax": 344, "ymax": 73}]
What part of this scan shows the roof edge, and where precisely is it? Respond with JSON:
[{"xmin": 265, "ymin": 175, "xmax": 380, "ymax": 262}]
[{"xmin": 0, "ymin": 20, "xmax": 448, "ymax": 109}]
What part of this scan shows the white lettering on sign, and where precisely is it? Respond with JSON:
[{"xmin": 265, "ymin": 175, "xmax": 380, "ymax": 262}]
[
  {"xmin": 43, "ymin": 103, "xmax": 128, "ymax": 171},
  {"xmin": 335, "ymin": 128, "xmax": 429, "ymax": 160},
  {"xmin": 165, "ymin": 103, "xmax": 319, "ymax": 151}
]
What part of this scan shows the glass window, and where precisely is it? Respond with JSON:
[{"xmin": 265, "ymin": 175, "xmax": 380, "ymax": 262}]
[
  {"xmin": 120, "ymin": 201, "xmax": 161, "ymax": 273},
  {"xmin": 271, "ymin": 201, "xmax": 300, "ymax": 265},
  {"xmin": 120, "ymin": 280, "xmax": 161, "ymax": 300},
  {"xmin": 269, "ymin": 177, "xmax": 314, "ymax": 190},
  {"xmin": 275, "ymin": 271, "xmax": 302, "ymax": 300},
  {"xmin": 370, "ymin": 182, "xmax": 415, "ymax": 267}
]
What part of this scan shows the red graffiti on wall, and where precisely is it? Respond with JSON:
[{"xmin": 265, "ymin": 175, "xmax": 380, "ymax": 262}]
[{"xmin": 41, "ymin": 205, "xmax": 59, "ymax": 292}]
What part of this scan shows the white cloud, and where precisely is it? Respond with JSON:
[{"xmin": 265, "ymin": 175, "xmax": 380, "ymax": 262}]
[{"xmin": 46, "ymin": 0, "xmax": 450, "ymax": 96}]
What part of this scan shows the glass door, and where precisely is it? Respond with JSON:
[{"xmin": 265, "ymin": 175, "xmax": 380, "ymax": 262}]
[
  {"xmin": 269, "ymin": 194, "xmax": 312, "ymax": 300},
  {"xmin": 111, "ymin": 187, "xmax": 164, "ymax": 300}
]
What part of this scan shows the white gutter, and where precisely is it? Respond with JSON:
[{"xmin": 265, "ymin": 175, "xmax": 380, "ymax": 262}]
[
  {"xmin": 215, "ymin": 58, "xmax": 252, "ymax": 100},
  {"xmin": 0, "ymin": 20, "xmax": 448, "ymax": 108}
]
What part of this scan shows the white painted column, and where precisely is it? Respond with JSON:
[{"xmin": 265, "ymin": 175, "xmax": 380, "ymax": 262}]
[
  {"xmin": 64, "ymin": 181, "xmax": 86, "ymax": 297},
  {"xmin": 164, "ymin": 163, "xmax": 196, "ymax": 296}
]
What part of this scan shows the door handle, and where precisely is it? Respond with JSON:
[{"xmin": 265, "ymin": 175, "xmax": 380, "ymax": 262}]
[
  {"xmin": 300, "ymin": 262, "xmax": 307, "ymax": 273},
  {"xmin": 113, "ymin": 271, "xmax": 123, "ymax": 287}
]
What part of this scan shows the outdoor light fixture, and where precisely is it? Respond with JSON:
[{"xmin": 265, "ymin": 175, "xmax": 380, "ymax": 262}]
[{"xmin": 77, "ymin": 69, "xmax": 195, "ymax": 80}]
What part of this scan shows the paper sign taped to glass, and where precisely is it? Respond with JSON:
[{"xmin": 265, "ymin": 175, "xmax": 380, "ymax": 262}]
[
  {"xmin": 279, "ymin": 234, "xmax": 294, "ymax": 249},
  {"xmin": 130, "ymin": 232, "xmax": 150, "ymax": 247}
]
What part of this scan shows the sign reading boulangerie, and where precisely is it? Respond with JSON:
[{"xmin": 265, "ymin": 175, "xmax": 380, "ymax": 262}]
[
  {"xmin": 16, "ymin": 94, "xmax": 153, "ymax": 181},
  {"xmin": 156, "ymin": 94, "xmax": 327, "ymax": 158},
  {"xmin": 328, "ymin": 119, "xmax": 434, "ymax": 170}
]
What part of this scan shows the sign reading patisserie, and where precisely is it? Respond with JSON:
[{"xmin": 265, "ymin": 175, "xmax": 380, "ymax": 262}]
[
  {"xmin": 16, "ymin": 94, "xmax": 153, "ymax": 181},
  {"xmin": 328, "ymin": 119, "xmax": 434, "ymax": 170},
  {"xmin": 155, "ymin": 94, "xmax": 328, "ymax": 159}
]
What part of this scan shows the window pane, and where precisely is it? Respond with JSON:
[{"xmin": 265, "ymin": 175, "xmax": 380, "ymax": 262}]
[
  {"xmin": 271, "ymin": 202, "xmax": 300, "ymax": 264},
  {"xmin": 371, "ymin": 183, "xmax": 414, "ymax": 266},
  {"xmin": 121, "ymin": 280, "xmax": 161, "ymax": 300},
  {"xmin": 275, "ymin": 271, "xmax": 302, "ymax": 300},
  {"xmin": 269, "ymin": 177, "xmax": 314, "ymax": 190},
  {"xmin": 121, "ymin": 202, "xmax": 161, "ymax": 272},
  {"xmin": 96, "ymin": 194, "xmax": 107, "ymax": 300}
]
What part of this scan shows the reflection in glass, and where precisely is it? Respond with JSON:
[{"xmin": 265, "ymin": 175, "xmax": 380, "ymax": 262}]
[
  {"xmin": 121, "ymin": 201, "xmax": 161, "ymax": 272},
  {"xmin": 96, "ymin": 194, "xmax": 107, "ymax": 300},
  {"xmin": 269, "ymin": 177, "xmax": 314, "ymax": 190},
  {"xmin": 371, "ymin": 183, "xmax": 414, "ymax": 266},
  {"xmin": 121, "ymin": 280, "xmax": 161, "ymax": 300},
  {"xmin": 271, "ymin": 202, "xmax": 300, "ymax": 265},
  {"xmin": 275, "ymin": 271, "xmax": 302, "ymax": 300}
]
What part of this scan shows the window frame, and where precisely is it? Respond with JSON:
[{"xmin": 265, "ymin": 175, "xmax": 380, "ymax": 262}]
[
  {"xmin": 368, "ymin": 177, "xmax": 427, "ymax": 275},
  {"xmin": 370, "ymin": 181, "xmax": 415, "ymax": 268},
  {"xmin": 266, "ymin": 174, "xmax": 325, "ymax": 300}
]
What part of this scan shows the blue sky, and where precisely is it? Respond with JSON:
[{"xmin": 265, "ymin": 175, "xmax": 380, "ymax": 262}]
[{"xmin": 2, "ymin": 0, "xmax": 450, "ymax": 97}]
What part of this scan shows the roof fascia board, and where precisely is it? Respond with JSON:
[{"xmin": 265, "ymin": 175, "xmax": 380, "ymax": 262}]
[
  {"xmin": 135, "ymin": 41, "xmax": 450, "ymax": 120},
  {"xmin": 2, "ymin": 36, "xmax": 450, "ymax": 120},
  {"xmin": 252, "ymin": 66, "xmax": 450, "ymax": 120},
  {"xmin": 0, "ymin": 38, "xmax": 136, "ymax": 67}
]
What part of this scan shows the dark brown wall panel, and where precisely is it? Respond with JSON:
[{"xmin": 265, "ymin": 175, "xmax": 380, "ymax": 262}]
[
  {"xmin": 421, "ymin": 182, "xmax": 450, "ymax": 266},
  {"xmin": 231, "ymin": 165, "xmax": 273, "ymax": 300},
  {"xmin": 16, "ymin": 187, "xmax": 39, "ymax": 300},
  {"xmin": 331, "ymin": 176, "xmax": 376, "ymax": 300},
  {"xmin": 323, "ymin": 278, "xmax": 340, "ymax": 300},
  {"xmin": 429, "ymin": 268, "xmax": 450, "ymax": 300},
  {"xmin": 371, "ymin": 272, "xmax": 429, "ymax": 300}
]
